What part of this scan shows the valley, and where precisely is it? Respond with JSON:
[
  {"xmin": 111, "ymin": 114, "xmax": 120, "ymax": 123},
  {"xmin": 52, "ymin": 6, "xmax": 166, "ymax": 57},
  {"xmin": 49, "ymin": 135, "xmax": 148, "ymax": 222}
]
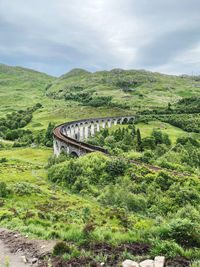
[{"xmin": 0, "ymin": 63, "xmax": 200, "ymax": 266}]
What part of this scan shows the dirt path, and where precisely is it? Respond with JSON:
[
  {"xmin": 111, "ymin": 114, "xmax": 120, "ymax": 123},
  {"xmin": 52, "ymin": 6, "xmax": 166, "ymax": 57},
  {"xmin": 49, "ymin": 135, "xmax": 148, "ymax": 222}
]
[
  {"xmin": 0, "ymin": 228, "xmax": 57, "ymax": 267},
  {"xmin": 0, "ymin": 239, "xmax": 32, "ymax": 267}
]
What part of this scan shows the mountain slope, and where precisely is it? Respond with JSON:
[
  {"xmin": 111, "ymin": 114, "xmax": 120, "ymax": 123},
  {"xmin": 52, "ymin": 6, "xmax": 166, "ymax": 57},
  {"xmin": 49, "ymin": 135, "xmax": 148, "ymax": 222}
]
[
  {"xmin": 0, "ymin": 63, "xmax": 56, "ymax": 115},
  {"xmin": 47, "ymin": 68, "xmax": 200, "ymax": 111}
]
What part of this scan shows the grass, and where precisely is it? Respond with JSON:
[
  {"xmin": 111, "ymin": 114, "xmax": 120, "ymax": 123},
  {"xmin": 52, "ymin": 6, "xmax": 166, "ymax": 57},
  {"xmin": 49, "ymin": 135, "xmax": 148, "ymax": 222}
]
[
  {"xmin": 136, "ymin": 121, "xmax": 200, "ymax": 143},
  {"xmin": 0, "ymin": 148, "xmax": 139, "ymax": 242},
  {"xmin": 1, "ymin": 63, "xmax": 200, "ymax": 133},
  {"xmin": 0, "ymin": 147, "xmax": 52, "ymax": 165},
  {"xmin": 0, "ymin": 63, "xmax": 200, "ymax": 264},
  {"xmin": 47, "ymin": 68, "xmax": 200, "ymax": 112},
  {"xmin": 109, "ymin": 120, "xmax": 200, "ymax": 144}
]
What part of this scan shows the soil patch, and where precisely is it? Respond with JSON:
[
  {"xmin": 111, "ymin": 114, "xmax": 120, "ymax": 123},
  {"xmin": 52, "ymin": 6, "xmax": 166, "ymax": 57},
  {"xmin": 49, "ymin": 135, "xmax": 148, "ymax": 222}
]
[
  {"xmin": 165, "ymin": 256, "xmax": 191, "ymax": 267},
  {"xmin": 42, "ymin": 242, "xmax": 151, "ymax": 267},
  {"xmin": 0, "ymin": 228, "xmax": 192, "ymax": 267},
  {"xmin": 0, "ymin": 228, "xmax": 57, "ymax": 266}
]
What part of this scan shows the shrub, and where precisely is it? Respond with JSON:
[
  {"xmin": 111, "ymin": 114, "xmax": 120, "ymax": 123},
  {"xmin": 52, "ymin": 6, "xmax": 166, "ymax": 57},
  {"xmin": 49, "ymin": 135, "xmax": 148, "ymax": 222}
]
[
  {"xmin": 106, "ymin": 158, "xmax": 127, "ymax": 179},
  {"xmin": 126, "ymin": 193, "xmax": 147, "ymax": 212},
  {"xmin": 82, "ymin": 222, "xmax": 95, "ymax": 235},
  {"xmin": 176, "ymin": 205, "xmax": 200, "ymax": 223},
  {"xmin": 0, "ymin": 210, "xmax": 13, "ymax": 221},
  {"xmin": 150, "ymin": 239, "xmax": 183, "ymax": 258},
  {"xmin": 0, "ymin": 182, "xmax": 11, "ymax": 198},
  {"xmin": 160, "ymin": 218, "xmax": 200, "ymax": 247},
  {"xmin": 154, "ymin": 171, "xmax": 175, "ymax": 191},
  {"xmin": 14, "ymin": 182, "xmax": 41, "ymax": 195},
  {"xmin": 53, "ymin": 242, "xmax": 71, "ymax": 256},
  {"xmin": 0, "ymin": 157, "xmax": 7, "ymax": 163}
]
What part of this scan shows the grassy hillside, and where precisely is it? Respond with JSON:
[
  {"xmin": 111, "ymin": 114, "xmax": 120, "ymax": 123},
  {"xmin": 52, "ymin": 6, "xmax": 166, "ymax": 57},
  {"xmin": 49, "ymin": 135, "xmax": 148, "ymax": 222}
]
[
  {"xmin": 1, "ymin": 63, "xmax": 200, "ymax": 266},
  {"xmin": 47, "ymin": 68, "xmax": 200, "ymax": 112},
  {"xmin": 1, "ymin": 63, "xmax": 200, "ymax": 132},
  {"xmin": 0, "ymin": 63, "xmax": 56, "ymax": 116}
]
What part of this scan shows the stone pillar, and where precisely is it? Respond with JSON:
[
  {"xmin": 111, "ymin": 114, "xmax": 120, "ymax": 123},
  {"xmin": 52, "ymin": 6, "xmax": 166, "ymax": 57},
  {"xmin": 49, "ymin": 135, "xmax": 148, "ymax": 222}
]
[
  {"xmin": 67, "ymin": 126, "xmax": 71, "ymax": 137},
  {"xmin": 84, "ymin": 123, "xmax": 89, "ymax": 139},
  {"xmin": 88, "ymin": 123, "xmax": 91, "ymax": 138},
  {"xmin": 91, "ymin": 121, "xmax": 95, "ymax": 136},
  {"xmin": 75, "ymin": 124, "xmax": 79, "ymax": 140},
  {"xmin": 79, "ymin": 123, "xmax": 84, "ymax": 140},
  {"xmin": 108, "ymin": 120, "xmax": 112, "ymax": 128},
  {"xmin": 53, "ymin": 138, "xmax": 60, "ymax": 157},
  {"xmin": 96, "ymin": 121, "xmax": 100, "ymax": 132},
  {"xmin": 113, "ymin": 119, "xmax": 118, "ymax": 126},
  {"xmin": 120, "ymin": 118, "xmax": 124, "ymax": 124},
  {"xmin": 102, "ymin": 120, "xmax": 106, "ymax": 128},
  {"xmin": 70, "ymin": 125, "xmax": 75, "ymax": 139}
]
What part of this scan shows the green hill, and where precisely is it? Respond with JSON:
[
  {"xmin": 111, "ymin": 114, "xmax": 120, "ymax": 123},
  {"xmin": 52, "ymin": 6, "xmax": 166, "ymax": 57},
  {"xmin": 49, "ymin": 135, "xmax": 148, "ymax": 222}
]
[
  {"xmin": 47, "ymin": 68, "xmax": 200, "ymax": 112},
  {"xmin": 1, "ymin": 63, "xmax": 200, "ymax": 266},
  {"xmin": 1, "ymin": 63, "xmax": 200, "ymax": 128},
  {"xmin": 0, "ymin": 63, "xmax": 56, "ymax": 115}
]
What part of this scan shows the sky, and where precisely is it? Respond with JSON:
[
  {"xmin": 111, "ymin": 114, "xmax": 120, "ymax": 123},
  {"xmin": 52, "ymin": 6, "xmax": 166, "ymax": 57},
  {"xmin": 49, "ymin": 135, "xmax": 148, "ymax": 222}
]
[{"xmin": 0, "ymin": 0, "xmax": 200, "ymax": 77}]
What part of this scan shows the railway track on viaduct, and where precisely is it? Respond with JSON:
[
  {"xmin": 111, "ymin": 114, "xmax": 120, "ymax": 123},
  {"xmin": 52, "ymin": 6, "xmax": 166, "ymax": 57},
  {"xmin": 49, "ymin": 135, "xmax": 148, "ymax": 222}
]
[{"xmin": 53, "ymin": 115, "xmax": 193, "ymax": 177}]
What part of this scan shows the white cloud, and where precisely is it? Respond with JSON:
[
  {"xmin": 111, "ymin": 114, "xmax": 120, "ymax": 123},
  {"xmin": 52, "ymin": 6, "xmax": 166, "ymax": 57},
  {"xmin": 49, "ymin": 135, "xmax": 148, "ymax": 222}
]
[{"xmin": 0, "ymin": 0, "xmax": 200, "ymax": 75}]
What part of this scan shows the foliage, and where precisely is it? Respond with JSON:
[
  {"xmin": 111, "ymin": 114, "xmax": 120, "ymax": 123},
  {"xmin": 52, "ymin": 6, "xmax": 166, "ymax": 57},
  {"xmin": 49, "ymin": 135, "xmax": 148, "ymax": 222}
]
[
  {"xmin": 0, "ymin": 182, "xmax": 11, "ymax": 198},
  {"xmin": 14, "ymin": 182, "xmax": 42, "ymax": 195},
  {"xmin": 53, "ymin": 242, "xmax": 71, "ymax": 256}
]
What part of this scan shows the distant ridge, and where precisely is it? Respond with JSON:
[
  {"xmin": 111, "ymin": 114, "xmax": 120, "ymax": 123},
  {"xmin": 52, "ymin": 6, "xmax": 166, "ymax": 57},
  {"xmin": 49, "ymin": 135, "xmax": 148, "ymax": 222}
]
[
  {"xmin": 0, "ymin": 63, "xmax": 55, "ymax": 77},
  {"xmin": 59, "ymin": 68, "xmax": 91, "ymax": 80}
]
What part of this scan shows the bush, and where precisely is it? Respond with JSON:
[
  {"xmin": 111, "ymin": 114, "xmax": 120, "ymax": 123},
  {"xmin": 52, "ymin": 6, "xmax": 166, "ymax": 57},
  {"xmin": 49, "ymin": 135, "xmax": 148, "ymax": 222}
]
[
  {"xmin": 106, "ymin": 159, "xmax": 127, "ymax": 180},
  {"xmin": 0, "ymin": 182, "xmax": 11, "ymax": 198},
  {"xmin": 176, "ymin": 205, "xmax": 200, "ymax": 223},
  {"xmin": 14, "ymin": 182, "xmax": 41, "ymax": 195},
  {"xmin": 53, "ymin": 242, "xmax": 71, "ymax": 256},
  {"xmin": 160, "ymin": 218, "xmax": 200, "ymax": 247},
  {"xmin": 154, "ymin": 171, "xmax": 175, "ymax": 191},
  {"xmin": 126, "ymin": 193, "xmax": 147, "ymax": 212},
  {"xmin": 0, "ymin": 210, "xmax": 13, "ymax": 221},
  {"xmin": 0, "ymin": 157, "xmax": 7, "ymax": 163},
  {"xmin": 150, "ymin": 239, "xmax": 183, "ymax": 258}
]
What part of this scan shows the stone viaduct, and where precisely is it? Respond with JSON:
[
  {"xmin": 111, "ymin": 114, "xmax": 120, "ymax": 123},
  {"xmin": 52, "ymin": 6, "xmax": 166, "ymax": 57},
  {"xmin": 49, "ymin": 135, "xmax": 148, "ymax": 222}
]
[
  {"xmin": 53, "ymin": 115, "xmax": 194, "ymax": 177},
  {"xmin": 53, "ymin": 115, "xmax": 136, "ymax": 157}
]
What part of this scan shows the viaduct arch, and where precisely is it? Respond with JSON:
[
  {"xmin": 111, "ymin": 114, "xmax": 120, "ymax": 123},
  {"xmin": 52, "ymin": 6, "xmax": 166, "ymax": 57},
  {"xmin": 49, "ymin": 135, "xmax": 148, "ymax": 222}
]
[
  {"xmin": 53, "ymin": 115, "xmax": 136, "ymax": 157},
  {"xmin": 53, "ymin": 115, "xmax": 194, "ymax": 177}
]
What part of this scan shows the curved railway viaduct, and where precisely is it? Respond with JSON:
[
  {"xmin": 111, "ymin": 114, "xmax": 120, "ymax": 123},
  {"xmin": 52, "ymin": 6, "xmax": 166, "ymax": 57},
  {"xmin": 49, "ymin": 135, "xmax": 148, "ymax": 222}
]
[
  {"xmin": 53, "ymin": 115, "xmax": 136, "ymax": 157},
  {"xmin": 53, "ymin": 115, "xmax": 192, "ymax": 177}
]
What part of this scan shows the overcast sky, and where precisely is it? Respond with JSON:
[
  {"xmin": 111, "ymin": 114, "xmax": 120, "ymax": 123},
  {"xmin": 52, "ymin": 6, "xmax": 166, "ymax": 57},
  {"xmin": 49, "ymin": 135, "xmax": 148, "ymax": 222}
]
[{"xmin": 0, "ymin": 0, "xmax": 200, "ymax": 76}]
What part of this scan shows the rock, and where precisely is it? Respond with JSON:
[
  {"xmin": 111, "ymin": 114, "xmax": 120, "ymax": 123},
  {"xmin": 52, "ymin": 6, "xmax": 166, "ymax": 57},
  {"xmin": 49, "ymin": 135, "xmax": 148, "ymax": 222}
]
[
  {"xmin": 122, "ymin": 259, "xmax": 139, "ymax": 267},
  {"xmin": 14, "ymin": 234, "xmax": 18, "ymax": 237},
  {"xmin": 31, "ymin": 258, "xmax": 38, "ymax": 264},
  {"xmin": 41, "ymin": 245, "xmax": 46, "ymax": 249},
  {"xmin": 139, "ymin": 259, "xmax": 154, "ymax": 267},
  {"xmin": 154, "ymin": 256, "xmax": 165, "ymax": 267},
  {"xmin": 21, "ymin": 256, "xmax": 27, "ymax": 263},
  {"xmin": 100, "ymin": 263, "xmax": 105, "ymax": 266}
]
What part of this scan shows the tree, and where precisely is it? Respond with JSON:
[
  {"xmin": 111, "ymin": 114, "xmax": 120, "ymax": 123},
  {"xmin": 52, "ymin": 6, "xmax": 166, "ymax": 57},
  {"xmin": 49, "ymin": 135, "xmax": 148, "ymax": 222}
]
[
  {"xmin": 136, "ymin": 129, "xmax": 142, "ymax": 151},
  {"xmin": 44, "ymin": 122, "xmax": 55, "ymax": 147}
]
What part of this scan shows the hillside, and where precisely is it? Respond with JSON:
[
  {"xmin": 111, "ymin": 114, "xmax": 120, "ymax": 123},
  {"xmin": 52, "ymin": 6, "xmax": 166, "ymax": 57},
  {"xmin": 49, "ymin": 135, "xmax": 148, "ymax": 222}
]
[
  {"xmin": 0, "ymin": 63, "xmax": 56, "ymax": 115},
  {"xmin": 47, "ymin": 68, "xmax": 200, "ymax": 112},
  {"xmin": 0, "ymin": 63, "xmax": 200, "ymax": 266},
  {"xmin": 1, "ymin": 63, "xmax": 200, "ymax": 131}
]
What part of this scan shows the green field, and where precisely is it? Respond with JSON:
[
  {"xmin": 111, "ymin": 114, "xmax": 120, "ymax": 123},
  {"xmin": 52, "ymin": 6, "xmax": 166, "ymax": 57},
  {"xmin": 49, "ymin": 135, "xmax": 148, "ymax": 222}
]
[{"xmin": 137, "ymin": 121, "xmax": 200, "ymax": 143}]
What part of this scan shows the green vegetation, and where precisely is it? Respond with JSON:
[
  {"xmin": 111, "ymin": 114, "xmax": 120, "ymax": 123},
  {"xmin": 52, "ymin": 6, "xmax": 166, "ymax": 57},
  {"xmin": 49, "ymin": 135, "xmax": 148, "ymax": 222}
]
[
  {"xmin": 1, "ymin": 63, "xmax": 200, "ymax": 265},
  {"xmin": 47, "ymin": 68, "xmax": 200, "ymax": 113},
  {"xmin": 86, "ymin": 122, "xmax": 200, "ymax": 175}
]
